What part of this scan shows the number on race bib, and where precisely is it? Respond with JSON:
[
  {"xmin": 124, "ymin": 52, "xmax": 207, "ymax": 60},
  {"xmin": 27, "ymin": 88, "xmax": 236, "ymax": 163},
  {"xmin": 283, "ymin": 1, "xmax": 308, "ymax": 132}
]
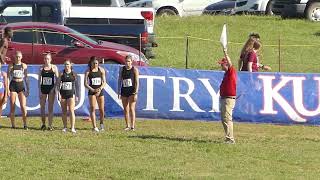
[
  {"xmin": 123, "ymin": 79, "xmax": 132, "ymax": 87},
  {"xmin": 91, "ymin": 77, "xmax": 101, "ymax": 86},
  {"xmin": 42, "ymin": 77, "xmax": 53, "ymax": 85},
  {"xmin": 13, "ymin": 70, "xmax": 23, "ymax": 78},
  {"xmin": 62, "ymin": 82, "xmax": 72, "ymax": 90}
]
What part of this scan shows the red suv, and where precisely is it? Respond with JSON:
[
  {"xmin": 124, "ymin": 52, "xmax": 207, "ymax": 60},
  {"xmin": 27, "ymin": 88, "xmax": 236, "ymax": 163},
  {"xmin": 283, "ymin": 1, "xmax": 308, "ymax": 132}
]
[{"xmin": 1, "ymin": 22, "xmax": 148, "ymax": 65}]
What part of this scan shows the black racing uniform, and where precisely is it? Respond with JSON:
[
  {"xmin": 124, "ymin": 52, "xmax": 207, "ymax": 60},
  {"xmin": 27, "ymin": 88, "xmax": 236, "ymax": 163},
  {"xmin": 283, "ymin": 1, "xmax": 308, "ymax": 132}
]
[
  {"xmin": 88, "ymin": 67, "xmax": 104, "ymax": 96},
  {"xmin": 121, "ymin": 67, "xmax": 136, "ymax": 97},
  {"xmin": 9, "ymin": 63, "xmax": 25, "ymax": 93},
  {"xmin": 40, "ymin": 66, "xmax": 55, "ymax": 94},
  {"xmin": 60, "ymin": 70, "xmax": 76, "ymax": 99}
]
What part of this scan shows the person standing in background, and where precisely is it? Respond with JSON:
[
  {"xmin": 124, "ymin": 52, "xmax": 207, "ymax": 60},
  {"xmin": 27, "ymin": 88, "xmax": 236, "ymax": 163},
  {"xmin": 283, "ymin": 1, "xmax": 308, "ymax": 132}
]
[
  {"xmin": 238, "ymin": 37, "xmax": 255, "ymax": 71},
  {"xmin": 239, "ymin": 33, "xmax": 271, "ymax": 71},
  {"xmin": 218, "ymin": 49, "xmax": 237, "ymax": 144},
  {"xmin": 118, "ymin": 55, "xmax": 139, "ymax": 131},
  {"xmin": 0, "ymin": 62, "xmax": 8, "ymax": 119},
  {"xmin": 242, "ymin": 41, "xmax": 271, "ymax": 72},
  {"xmin": 84, "ymin": 56, "xmax": 107, "ymax": 132},
  {"xmin": 38, "ymin": 53, "xmax": 59, "ymax": 131},
  {"xmin": 0, "ymin": 27, "xmax": 13, "ymax": 64},
  {"xmin": 7, "ymin": 51, "xmax": 29, "ymax": 129},
  {"xmin": 57, "ymin": 59, "xmax": 79, "ymax": 133}
]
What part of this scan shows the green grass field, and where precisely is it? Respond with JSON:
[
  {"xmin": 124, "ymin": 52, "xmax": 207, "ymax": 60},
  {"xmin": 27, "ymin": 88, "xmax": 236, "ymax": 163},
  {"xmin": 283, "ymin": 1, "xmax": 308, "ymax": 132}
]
[
  {"xmin": 152, "ymin": 15, "xmax": 320, "ymax": 73},
  {"xmin": 1, "ymin": 117, "xmax": 320, "ymax": 179},
  {"xmin": 2, "ymin": 16, "xmax": 320, "ymax": 179}
]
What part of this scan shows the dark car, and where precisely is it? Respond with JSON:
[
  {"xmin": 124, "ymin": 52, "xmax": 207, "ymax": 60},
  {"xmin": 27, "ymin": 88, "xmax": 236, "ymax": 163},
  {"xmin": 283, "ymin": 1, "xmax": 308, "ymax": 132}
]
[
  {"xmin": 126, "ymin": 0, "xmax": 152, "ymax": 7},
  {"xmin": 1, "ymin": 22, "xmax": 148, "ymax": 65},
  {"xmin": 203, "ymin": 0, "xmax": 236, "ymax": 15}
]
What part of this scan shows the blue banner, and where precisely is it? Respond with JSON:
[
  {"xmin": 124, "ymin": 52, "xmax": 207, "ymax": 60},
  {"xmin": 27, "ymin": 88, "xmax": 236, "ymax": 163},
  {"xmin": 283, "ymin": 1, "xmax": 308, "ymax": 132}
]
[{"xmin": 2, "ymin": 64, "xmax": 320, "ymax": 125}]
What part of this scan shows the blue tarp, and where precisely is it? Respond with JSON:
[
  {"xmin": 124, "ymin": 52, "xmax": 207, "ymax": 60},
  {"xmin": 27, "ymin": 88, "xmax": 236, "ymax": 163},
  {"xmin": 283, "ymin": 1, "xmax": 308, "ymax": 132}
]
[{"xmin": 2, "ymin": 64, "xmax": 320, "ymax": 125}]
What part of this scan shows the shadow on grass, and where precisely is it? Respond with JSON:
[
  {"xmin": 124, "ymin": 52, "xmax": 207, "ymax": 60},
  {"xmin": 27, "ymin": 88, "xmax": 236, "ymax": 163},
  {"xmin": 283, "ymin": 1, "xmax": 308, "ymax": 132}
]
[
  {"xmin": 0, "ymin": 125, "xmax": 43, "ymax": 131},
  {"xmin": 128, "ymin": 134, "xmax": 222, "ymax": 144},
  {"xmin": 0, "ymin": 125, "xmax": 94, "ymax": 131},
  {"xmin": 314, "ymin": 32, "xmax": 320, "ymax": 36},
  {"xmin": 0, "ymin": 125, "xmax": 18, "ymax": 130},
  {"xmin": 0, "ymin": 125, "xmax": 51, "ymax": 131}
]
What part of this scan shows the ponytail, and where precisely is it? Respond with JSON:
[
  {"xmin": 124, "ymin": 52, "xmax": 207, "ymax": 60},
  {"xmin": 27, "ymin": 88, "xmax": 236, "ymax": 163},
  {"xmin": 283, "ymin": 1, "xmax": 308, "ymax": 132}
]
[
  {"xmin": 88, "ymin": 56, "xmax": 96, "ymax": 71},
  {"xmin": 71, "ymin": 66, "xmax": 76, "ymax": 79}
]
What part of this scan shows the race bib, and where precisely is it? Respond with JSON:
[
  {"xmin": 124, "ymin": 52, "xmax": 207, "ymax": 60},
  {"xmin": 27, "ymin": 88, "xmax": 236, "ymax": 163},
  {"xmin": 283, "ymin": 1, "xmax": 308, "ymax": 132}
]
[
  {"xmin": 91, "ymin": 77, "xmax": 101, "ymax": 86},
  {"xmin": 123, "ymin": 79, "xmax": 132, "ymax": 88},
  {"xmin": 42, "ymin": 77, "xmax": 53, "ymax": 85},
  {"xmin": 0, "ymin": 82, "xmax": 3, "ymax": 89},
  {"xmin": 62, "ymin": 82, "xmax": 72, "ymax": 90},
  {"xmin": 13, "ymin": 70, "xmax": 23, "ymax": 78}
]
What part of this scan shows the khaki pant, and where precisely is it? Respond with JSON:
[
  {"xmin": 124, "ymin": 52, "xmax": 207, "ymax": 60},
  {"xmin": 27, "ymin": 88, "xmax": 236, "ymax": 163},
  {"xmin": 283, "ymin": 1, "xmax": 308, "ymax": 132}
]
[{"xmin": 220, "ymin": 98, "xmax": 236, "ymax": 142}]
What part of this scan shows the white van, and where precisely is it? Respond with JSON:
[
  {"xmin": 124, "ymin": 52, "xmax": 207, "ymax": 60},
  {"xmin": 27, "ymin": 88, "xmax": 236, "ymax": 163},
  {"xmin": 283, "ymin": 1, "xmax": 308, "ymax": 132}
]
[
  {"xmin": 234, "ymin": 0, "xmax": 273, "ymax": 15},
  {"xmin": 153, "ymin": 0, "xmax": 223, "ymax": 16}
]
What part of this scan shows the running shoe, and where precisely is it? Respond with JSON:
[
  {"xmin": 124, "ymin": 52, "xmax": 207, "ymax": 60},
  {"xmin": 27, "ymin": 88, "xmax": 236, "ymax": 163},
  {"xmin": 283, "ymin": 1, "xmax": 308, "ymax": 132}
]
[
  {"xmin": 224, "ymin": 139, "xmax": 236, "ymax": 144},
  {"xmin": 71, "ymin": 128, "xmax": 76, "ymax": 134},
  {"xmin": 62, "ymin": 128, "xmax": 67, "ymax": 133},
  {"xmin": 124, "ymin": 127, "xmax": 131, "ymax": 131},
  {"xmin": 40, "ymin": 124, "xmax": 46, "ymax": 130},
  {"xmin": 100, "ymin": 124, "xmax": 105, "ymax": 131},
  {"xmin": 93, "ymin": 127, "xmax": 99, "ymax": 133}
]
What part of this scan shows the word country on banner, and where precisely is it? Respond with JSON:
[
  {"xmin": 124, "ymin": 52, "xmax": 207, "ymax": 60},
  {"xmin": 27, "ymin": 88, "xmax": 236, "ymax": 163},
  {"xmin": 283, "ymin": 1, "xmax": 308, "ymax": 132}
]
[{"xmin": 2, "ymin": 65, "xmax": 320, "ymax": 125}]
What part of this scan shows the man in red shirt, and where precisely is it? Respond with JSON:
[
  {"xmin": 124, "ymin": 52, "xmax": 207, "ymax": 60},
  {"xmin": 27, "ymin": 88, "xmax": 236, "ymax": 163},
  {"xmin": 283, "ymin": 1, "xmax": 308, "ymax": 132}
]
[{"xmin": 219, "ymin": 50, "xmax": 237, "ymax": 144}]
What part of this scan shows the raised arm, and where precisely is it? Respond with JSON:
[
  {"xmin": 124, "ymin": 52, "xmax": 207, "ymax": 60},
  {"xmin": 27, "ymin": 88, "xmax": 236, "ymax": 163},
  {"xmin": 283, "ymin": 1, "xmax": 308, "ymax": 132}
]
[{"xmin": 223, "ymin": 49, "xmax": 232, "ymax": 67}]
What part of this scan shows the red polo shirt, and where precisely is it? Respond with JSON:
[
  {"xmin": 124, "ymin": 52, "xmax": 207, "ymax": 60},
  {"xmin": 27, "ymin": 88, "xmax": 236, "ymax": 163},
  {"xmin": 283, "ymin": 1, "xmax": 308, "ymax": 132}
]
[
  {"xmin": 248, "ymin": 51, "xmax": 259, "ymax": 72},
  {"xmin": 240, "ymin": 51, "xmax": 259, "ymax": 72},
  {"xmin": 220, "ymin": 66, "xmax": 237, "ymax": 97}
]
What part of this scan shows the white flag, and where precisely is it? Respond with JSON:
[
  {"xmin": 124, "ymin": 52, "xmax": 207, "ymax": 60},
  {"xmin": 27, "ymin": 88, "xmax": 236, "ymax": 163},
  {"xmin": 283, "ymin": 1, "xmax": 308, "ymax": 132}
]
[{"xmin": 220, "ymin": 24, "xmax": 227, "ymax": 49}]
